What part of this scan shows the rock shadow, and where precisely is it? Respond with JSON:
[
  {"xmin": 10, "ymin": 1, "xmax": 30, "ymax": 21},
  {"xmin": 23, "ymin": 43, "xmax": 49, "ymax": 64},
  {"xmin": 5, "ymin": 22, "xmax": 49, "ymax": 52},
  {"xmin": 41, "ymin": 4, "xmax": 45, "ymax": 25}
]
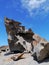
[{"xmin": 4, "ymin": 51, "xmax": 23, "ymax": 56}]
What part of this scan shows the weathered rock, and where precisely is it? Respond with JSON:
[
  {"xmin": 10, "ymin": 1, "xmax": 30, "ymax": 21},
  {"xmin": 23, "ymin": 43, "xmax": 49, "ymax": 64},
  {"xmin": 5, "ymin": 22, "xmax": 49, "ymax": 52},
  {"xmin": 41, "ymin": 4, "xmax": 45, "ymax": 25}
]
[
  {"xmin": 33, "ymin": 34, "xmax": 42, "ymax": 43},
  {"xmin": 11, "ymin": 52, "xmax": 31, "ymax": 61},
  {"xmin": 11, "ymin": 53, "xmax": 24, "ymax": 61},
  {"xmin": 5, "ymin": 17, "xmax": 34, "ymax": 53},
  {"xmin": 4, "ymin": 17, "xmax": 49, "ymax": 62},
  {"xmin": 33, "ymin": 38, "xmax": 49, "ymax": 61},
  {"xmin": 0, "ymin": 46, "xmax": 9, "ymax": 52}
]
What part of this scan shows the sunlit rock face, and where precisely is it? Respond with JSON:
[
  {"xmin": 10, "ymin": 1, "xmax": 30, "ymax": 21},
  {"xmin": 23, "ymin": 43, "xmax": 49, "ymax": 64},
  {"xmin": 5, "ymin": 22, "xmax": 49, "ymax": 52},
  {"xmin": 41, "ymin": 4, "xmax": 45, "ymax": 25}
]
[
  {"xmin": 32, "ymin": 34, "xmax": 49, "ymax": 61},
  {"xmin": 5, "ymin": 17, "xmax": 49, "ymax": 62}
]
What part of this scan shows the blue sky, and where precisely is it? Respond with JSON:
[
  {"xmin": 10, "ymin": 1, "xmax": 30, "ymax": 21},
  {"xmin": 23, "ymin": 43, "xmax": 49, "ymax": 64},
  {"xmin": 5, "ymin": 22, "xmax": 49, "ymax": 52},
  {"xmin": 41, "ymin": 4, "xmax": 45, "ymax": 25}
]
[{"xmin": 0, "ymin": 0, "xmax": 49, "ymax": 46}]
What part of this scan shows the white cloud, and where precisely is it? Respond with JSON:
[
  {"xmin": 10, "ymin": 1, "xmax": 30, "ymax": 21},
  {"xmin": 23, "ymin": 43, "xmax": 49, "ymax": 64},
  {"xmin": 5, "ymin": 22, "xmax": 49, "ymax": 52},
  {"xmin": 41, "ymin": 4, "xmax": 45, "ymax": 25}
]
[{"xmin": 21, "ymin": 0, "xmax": 49, "ymax": 16}]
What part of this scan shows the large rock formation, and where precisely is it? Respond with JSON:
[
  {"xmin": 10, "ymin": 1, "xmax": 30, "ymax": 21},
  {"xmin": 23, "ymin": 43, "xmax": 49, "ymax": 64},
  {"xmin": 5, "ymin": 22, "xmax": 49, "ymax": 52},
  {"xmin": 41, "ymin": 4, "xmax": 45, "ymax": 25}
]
[
  {"xmin": 5, "ymin": 17, "xmax": 34, "ymax": 53},
  {"xmin": 5, "ymin": 17, "xmax": 49, "ymax": 62}
]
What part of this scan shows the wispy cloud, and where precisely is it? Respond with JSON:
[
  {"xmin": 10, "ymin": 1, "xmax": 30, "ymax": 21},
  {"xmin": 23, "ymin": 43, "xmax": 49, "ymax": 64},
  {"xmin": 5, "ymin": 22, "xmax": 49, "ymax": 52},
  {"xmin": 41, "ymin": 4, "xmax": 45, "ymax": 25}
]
[{"xmin": 21, "ymin": 0, "xmax": 49, "ymax": 16}]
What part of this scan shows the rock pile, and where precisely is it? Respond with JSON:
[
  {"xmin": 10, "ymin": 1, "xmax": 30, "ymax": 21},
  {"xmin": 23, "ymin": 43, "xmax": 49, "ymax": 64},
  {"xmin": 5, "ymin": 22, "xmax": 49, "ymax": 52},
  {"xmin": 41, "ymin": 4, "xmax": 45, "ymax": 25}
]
[{"xmin": 5, "ymin": 17, "xmax": 49, "ymax": 62}]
